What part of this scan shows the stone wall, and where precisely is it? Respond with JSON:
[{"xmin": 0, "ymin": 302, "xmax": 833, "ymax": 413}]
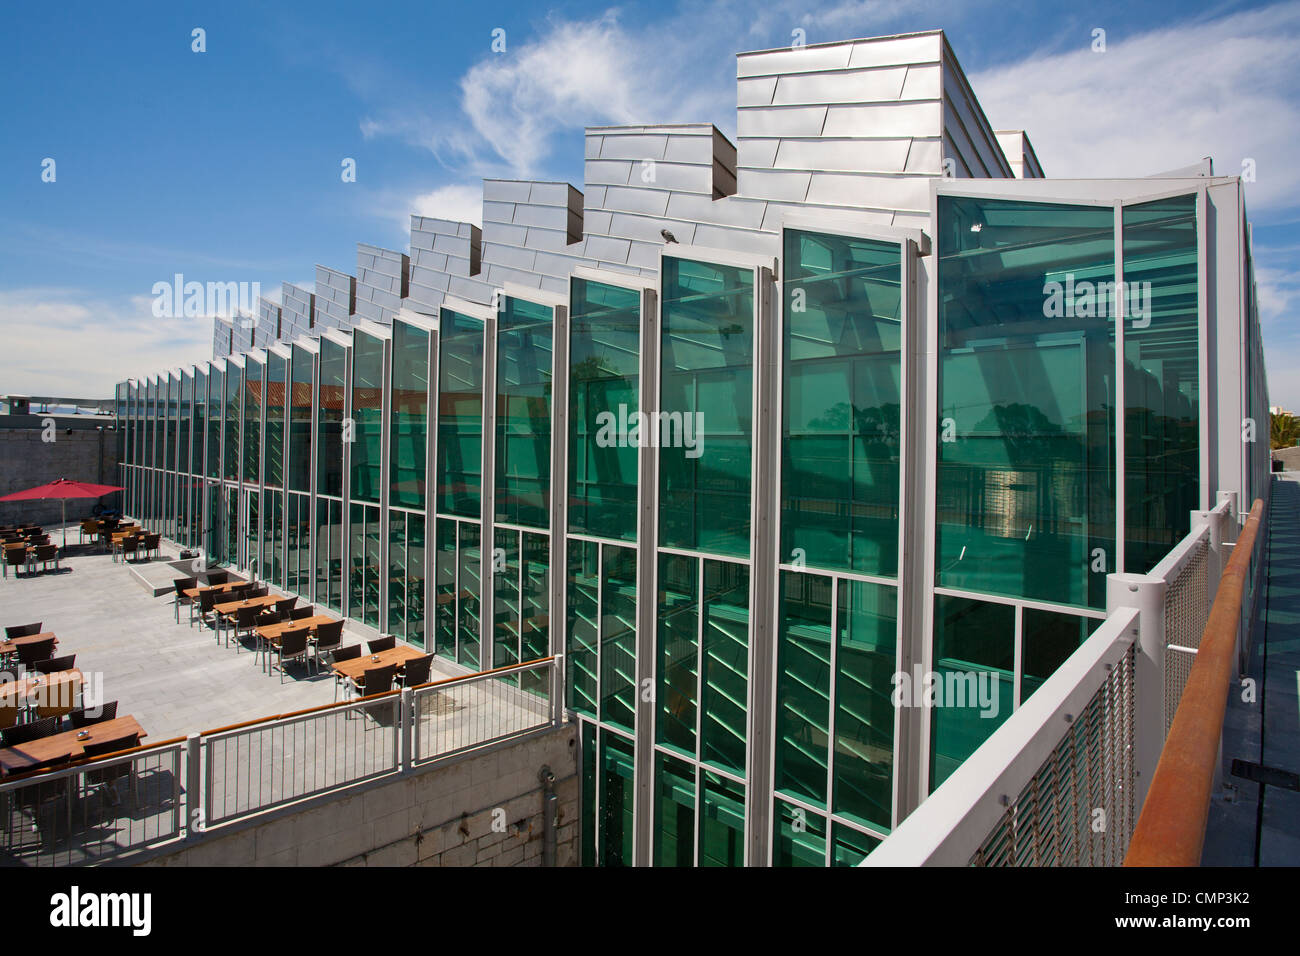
[
  {"xmin": 0, "ymin": 417, "xmax": 123, "ymax": 526},
  {"xmin": 140, "ymin": 725, "xmax": 579, "ymax": 867}
]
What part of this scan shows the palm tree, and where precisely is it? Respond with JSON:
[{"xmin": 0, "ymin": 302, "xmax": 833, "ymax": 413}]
[{"xmin": 1270, "ymin": 411, "xmax": 1300, "ymax": 450}]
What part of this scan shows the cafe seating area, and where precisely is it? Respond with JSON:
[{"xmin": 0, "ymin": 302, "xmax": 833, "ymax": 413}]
[
  {"xmin": 0, "ymin": 619, "xmax": 148, "ymax": 844},
  {"xmin": 0, "ymin": 526, "xmax": 62, "ymax": 579},
  {"xmin": 180, "ymin": 574, "xmax": 433, "ymax": 693}
]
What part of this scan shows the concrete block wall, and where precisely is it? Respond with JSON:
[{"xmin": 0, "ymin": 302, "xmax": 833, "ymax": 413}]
[
  {"xmin": 405, "ymin": 215, "xmax": 485, "ymax": 314},
  {"xmin": 140, "ymin": 725, "xmax": 579, "ymax": 867},
  {"xmin": 480, "ymin": 179, "xmax": 585, "ymax": 296},
  {"xmin": 355, "ymin": 243, "xmax": 409, "ymax": 325},
  {"xmin": 0, "ymin": 418, "xmax": 124, "ymax": 526},
  {"xmin": 314, "ymin": 265, "xmax": 357, "ymax": 332},
  {"xmin": 254, "ymin": 297, "xmax": 282, "ymax": 348},
  {"xmin": 280, "ymin": 282, "xmax": 315, "ymax": 337}
]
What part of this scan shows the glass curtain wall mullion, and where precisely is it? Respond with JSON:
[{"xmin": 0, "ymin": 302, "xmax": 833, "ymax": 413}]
[
  {"xmin": 390, "ymin": 320, "xmax": 431, "ymax": 647},
  {"xmin": 348, "ymin": 329, "xmax": 386, "ymax": 630},
  {"xmin": 287, "ymin": 345, "xmax": 314, "ymax": 597},
  {"xmin": 435, "ymin": 308, "xmax": 486, "ymax": 665},
  {"xmin": 316, "ymin": 338, "xmax": 347, "ymax": 613},
  {"xmin": 653, "ymin": 254, "xmax": 758, "ymax": 868},
  {"xmin": 265, "ymin": 351, "xmax": 288, "ymax": 588}
]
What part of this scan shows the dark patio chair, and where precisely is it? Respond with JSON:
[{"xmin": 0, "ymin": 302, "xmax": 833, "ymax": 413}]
[
  {"xmin": 366, "ymin": 635, "xmax": 396, "ymax": 654},
  {"xmin": 330, "ymin": 645, "xmax": 361, "ymax": 701},
  {"xmin": 172, "ymin": 577, "xmax": 198, "ymax": 623},
  {"xmin": 289, "ymin": 604, "xmax": 315, "ymax": 620},
  {"xmin": 1, "ymin": 715, "xmax": 58, "ymax": 748},
  {"xmin": 16, "ymin": 637, "xmax": 57, "ymax": 670},
  {"xmin": 68, "ymin": 700, "xmax": 119, "ymax": 729},
  {"xmin": 4, "ymin": 623, "xmax": 42, "ymax": 639},
  {"xmin": 81, "ymin": 733, "xmax": 141, "ymax": 807},
  {"xmin": 32, "ymin": 655, "xmax": 75, "ymax": 674},
  {"xmin": 400, "ymin": 653, "xmax": 434, "ymax": 688},
  {"xmin": 271, "ymin": 626, "xmax": 311, "ymax": 683}
]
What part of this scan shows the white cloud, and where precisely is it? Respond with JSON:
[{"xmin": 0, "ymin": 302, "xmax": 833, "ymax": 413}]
[
  {"xmin": 411, "ymin": 184, "xmax": 483, "ymax": 227},
  {"xmin": 0, "ymin": 289, "xmax": 213, "ymax": 397},
  {"xmin": 969, "ymin": 2, "xmax": 1300, "ymax": 210}
]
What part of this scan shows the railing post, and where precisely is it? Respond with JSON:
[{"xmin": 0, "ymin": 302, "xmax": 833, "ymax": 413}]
[
  {"xmin": 185, "ymin": 732, "xmax": 202, "ymax": 836},
  {"xmin": 549, "ymin": 655, "xmax": 563, "ymax": 727},
  {"xmin": 400, "ymin": 687, "xmax": 413, "ymax": 772},
  {"xmin": 1107, "ymin": 571, "xmax": 1166, "ymax": 814}
]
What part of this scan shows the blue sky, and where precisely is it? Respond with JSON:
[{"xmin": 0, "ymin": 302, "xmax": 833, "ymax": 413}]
[{"xmin": 1, "ymin": 0, "xmax": 1297, "ymax": 407}]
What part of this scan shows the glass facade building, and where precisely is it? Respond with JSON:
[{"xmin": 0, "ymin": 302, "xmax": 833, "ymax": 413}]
[{"xmin": 117, "ymin": 34, "xmax": 1271, "ymax": 868}]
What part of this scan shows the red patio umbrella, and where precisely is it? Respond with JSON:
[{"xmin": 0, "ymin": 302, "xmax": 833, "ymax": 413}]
[{"xmin": 0, "ymin": 478, "xmax": 124, "ymax": 549}]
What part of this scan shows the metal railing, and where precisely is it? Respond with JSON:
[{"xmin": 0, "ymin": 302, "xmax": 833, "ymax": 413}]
[
  {"xmin": 0, "ymin": 739, "xmax": 184, "ymax": 867},
  {"xmin": 412, "ymin": 658, "xmax": 554, "ymax": 766},
  {"xmin": 1125, "ymin": 498, "xmax": 1265, "ymax": 866},
  {"xmin": 865, "ymin": 491, "xmax": 1261, "ymax": 867},
  {"xmin": 864, "ymin": 607, "xmax": 1140, "ymax": 866},
  {"xmin": 201, "ymin": 691, "xmax": 403, "ymax": 828},
  {"xmin": 1, "ymin": 657, "xmax": 558, "ymax": 865}
]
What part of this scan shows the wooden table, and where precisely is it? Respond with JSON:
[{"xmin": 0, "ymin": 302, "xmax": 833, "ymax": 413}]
[
  {"xmin": 255, "ymin": 615, "xmax": 338, "ymax": 674},
  {"xmin": 213, "ymin": 595, "xmax": 280, "ymax": 645},
  {"xmin": 0, "ymin": 632, "xmax": 59, "ymax": 659},
  {"xmin": 182, "ymin": 581, "xmax": 244, "ymax": 600},
  {"xmin": 0, "ymin": 715, "xmax": 147, "ymax": 776},
  {"xmin": 0, "ymin": 668, "xmax": 82, "ymax": 711},
  {"xmin": 331, "ymin": 646, "xmax": 425, "ymax": 693}
]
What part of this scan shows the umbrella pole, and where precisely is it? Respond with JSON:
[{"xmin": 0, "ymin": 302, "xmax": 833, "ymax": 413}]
[{"xmin": 62, "ymin": 499, "xmax": 67, "ymax": 550}]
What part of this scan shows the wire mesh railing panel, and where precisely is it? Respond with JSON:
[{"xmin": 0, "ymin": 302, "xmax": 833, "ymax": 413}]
[
  {"xmin": 0, "ymin": 744, "xmax": 183, "ymax": 867},
  {"xmin": 1163, "ymin": 539, "xmax": 1209, "ymax": 736},
  {"xmin": 971, "ymin": 642, "xmax": 1136, "ymax": 867},
  {"xmin": 412, "ymin": 660, "xmax": 552, "ymax": 765},
  {"xmin": 202, "ymin": 693, "xmax": 401, "ymax": 828}
]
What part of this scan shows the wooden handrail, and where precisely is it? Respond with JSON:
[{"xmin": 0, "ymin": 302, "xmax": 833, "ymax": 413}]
[
  {"xmin": 1125, "ymin": 497, "xmax": 1264, "ymax": 867},
  {"xmin": 0, "ymin": 735, "xmax": 188, "ymax": 784}
]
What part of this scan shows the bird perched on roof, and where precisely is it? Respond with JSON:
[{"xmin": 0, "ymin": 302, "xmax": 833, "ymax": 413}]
[{"xmin": 660, "ymin": 229, "xmax": 678, "ymax": 244}]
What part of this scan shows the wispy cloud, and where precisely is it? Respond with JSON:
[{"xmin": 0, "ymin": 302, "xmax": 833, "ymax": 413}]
[
  {"xmin": 0, "ymin": 289, "xmax": 213, "ymax": 397},
  {"xmin": 969, "ymin": 1, "xmax": 1300, "ymax": 211}
]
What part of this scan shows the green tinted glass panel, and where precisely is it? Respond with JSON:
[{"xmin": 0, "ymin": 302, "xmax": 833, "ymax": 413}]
[
  {"xmin": 1020, "ymin": 608, "xmax": 1096, "ymax": 702},
  {"xmin": 599, "ymin": 544, "xmax": 637, "ymax": 732},
  {"xmin": 700, "ymin": 560, "xmax": 749, "ymax": 775},
  {"xmin": 520, "ymin": 532, "xmax": 549, "ymax": 673},
  {"xmin": 782, "ymin": 229, "xmax": 902, "ymax": 576},
  {"xmin": 223, "ymin": 367, "xmax": 240, "ymax": 481},
  {"xmin": 496, "ymin": 297, "xmax": 552, "ymax": 528},
  {"xmin": 287, "ymin": 346, "xmax": 313, "ymax": 492},
  {"xmin": 1122, "ymin": 195, "xmax": 1200, "ymax": 573},
  {"xmin": 835, "ymin": 579, "xmax": 896, "ymax": 829},
  {"xmin": 265, "ymin": 353, "xmax": 286, "ymax": 489},
  {"xmin": 389, "ymin": 510, "xmax": 425, "ymax": 647},
  {"xmin": 390, "ymin": 321, "xmax": 429, "ymax": 509},
  {"xmin": 699, "ymin": 772, "xmax": 745, "ymax": 867},
  {"xmin": 929, "ymin": 595, "xmax": 1015, "ymax": 791},
  {"xmin": 566, "ymin": 539, "xmax": 599, "ymax": 717},
  {"xmin": 242, "ymin": 359, "xmax": 261, "ymax": 483},
  {"xmin": 493, "ymin": 527, "xmax": 521, "ymax": 671},
  {"xmin": 774, "ymin": 799, "xmax": 826, "ymax": 866},
  {"xmin": 434, "ymin": 518, "xmax": 458, "ymax": 658},
  {"xmin": 580, "ymin": 722, "xmax": 596, "ymax": 867},
  {"xmin": 937, "ymin": 196, "xmax": 1116, "ymax": 609},
  {"xmin": 831, "ymin": 823, "xmax": 881, "ymax": 866},
  {"xmin": 659, "ymin": 256, "xmax": 754, "ymax": 557},
  {"xmin": 206, "ymin": 366, "xmax": 222, "ymax": 479},
  {"xmin": 348, "ymin": 502, "xmax": 381, "ymax": 628},
  {"xmin": 775, "ymin": 571, "xmax": 832, "ymax": 807},
  {"xmin": 317, "ymin": 339, "xmax": 346, "ymax": 497},
  {"xmin": 178, "ymin": 373, "xmax": 192, "ymax": 477},
  {"xmin": 350, "ymin": 332, "xmax": 384, "ymax": 504},
  {"xmin": 436, "ymin": 310, "xmax": 484, "ymax": 518},
  {"xmin": 599, "ymin": 730, "xmax": 635, "ymax": 866},
  {"xmin": 165, "ymin": 376, "xmax": 176, "ymax": 472},
  {"xmin": 568, "ymin": 278, "xmax": 641, "ymax": 540},
  {"xmin": 192, "ymin": 371, "xmax": 206, "ymax": 478},
  {"xmin": 266, "ymin": 490, "xmax": 282, "ymax": 587},
  {"xmin": 654, "ymin": 751, "xmax": 696, "ymax": 866},
  {"xmin": 287, "ymin": 492, "xmax": 311, "ymax": 594},
  {"xmin": 657, "ymin": 552, "xmax": 698, "ymax": 754},
  {"xmin": 456, "ymin": 522, "xmax": 481, "ymax": 668},
  {"xmin": 315, "ymin": 497, "xmax": 343, "ymax": 612}
]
